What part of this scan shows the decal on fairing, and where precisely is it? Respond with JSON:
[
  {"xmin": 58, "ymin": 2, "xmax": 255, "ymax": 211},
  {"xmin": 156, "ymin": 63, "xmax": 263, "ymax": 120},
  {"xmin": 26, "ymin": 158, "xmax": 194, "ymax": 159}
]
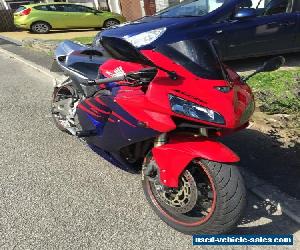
[
  {"xmin": 105, "ymin": 66, "xmax": 125, "ymax": 77},
  {"xmin": 78, "ymin": 99, "xmax": 136, "ymax": 128}
]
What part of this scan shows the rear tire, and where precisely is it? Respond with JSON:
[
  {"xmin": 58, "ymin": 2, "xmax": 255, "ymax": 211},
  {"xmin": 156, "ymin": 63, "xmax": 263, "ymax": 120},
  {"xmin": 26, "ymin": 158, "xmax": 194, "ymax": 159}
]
[
  {"xmin": 103, "ymin": 19, "xmax": 120, "ymax": 28},
  {"xmin": 51, "ymin": 84, "xmax": 78, "ymax": 134},
  {"xmin": 30, "ymin": 22, "xmax": 51, "ymax": 34},
  {"xmin": 142, "ymin": 158, "xmax": 246, "ymax": 234}
]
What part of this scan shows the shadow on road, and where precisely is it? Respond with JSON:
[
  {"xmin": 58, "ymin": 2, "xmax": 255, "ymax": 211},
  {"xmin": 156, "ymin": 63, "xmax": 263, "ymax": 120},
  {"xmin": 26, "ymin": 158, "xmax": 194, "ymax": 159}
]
[
  {"xmin": 235, "ymin": 192, "xmax": 299, "ymax": 235},
  {"xmin": 24, "ymin": 29, "xmax": 98, "ymax": 34},
  {"xmin": 227, "ymin": 52, "xmax": 300, "ymax": 73},
  {"xmin": 222, "ymin": 129, "xmax": 300, "ymax": 199}
]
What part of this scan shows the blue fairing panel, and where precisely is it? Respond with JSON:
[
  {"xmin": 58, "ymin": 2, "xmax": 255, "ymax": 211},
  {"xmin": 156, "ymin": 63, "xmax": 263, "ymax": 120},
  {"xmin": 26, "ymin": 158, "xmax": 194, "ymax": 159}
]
[{"xmin": 77, "ymin": 93, "xmax": 159, "ymax": 153}]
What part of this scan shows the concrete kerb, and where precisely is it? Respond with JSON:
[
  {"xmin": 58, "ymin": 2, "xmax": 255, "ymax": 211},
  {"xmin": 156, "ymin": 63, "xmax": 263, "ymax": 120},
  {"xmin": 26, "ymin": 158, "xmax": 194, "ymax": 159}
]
[
  {"xmin": 0, "ymin": 46, "xmax": 60, "ymax": 82},
  {"xmin": 0, "ymin": 34, "xmax": 23, "ymax": 46}
]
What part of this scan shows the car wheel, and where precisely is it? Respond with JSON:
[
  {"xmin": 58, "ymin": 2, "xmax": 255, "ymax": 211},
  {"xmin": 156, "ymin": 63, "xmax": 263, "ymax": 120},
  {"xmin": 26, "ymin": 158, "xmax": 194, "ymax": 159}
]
[
  {"xmin": 103, "ymin": 19, "xmax": 120, "ymax": 28},
  {"xmin": 30, "ymin": 22, "xmax": 51, "ymax": 34}
]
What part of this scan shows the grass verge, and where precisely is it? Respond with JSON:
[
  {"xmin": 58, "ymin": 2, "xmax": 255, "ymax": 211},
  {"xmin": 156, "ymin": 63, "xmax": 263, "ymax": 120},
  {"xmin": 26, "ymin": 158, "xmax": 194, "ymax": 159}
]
[{"xmin": 248, "ymin": 69, "xmax": 300, "ymax": 115}]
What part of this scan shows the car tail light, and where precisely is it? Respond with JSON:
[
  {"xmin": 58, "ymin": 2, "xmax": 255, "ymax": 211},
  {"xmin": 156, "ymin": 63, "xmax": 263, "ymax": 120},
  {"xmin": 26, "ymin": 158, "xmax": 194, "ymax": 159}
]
[{"xmin": 20, "ymin": 8, "xmax": 31, "ymax": 16}]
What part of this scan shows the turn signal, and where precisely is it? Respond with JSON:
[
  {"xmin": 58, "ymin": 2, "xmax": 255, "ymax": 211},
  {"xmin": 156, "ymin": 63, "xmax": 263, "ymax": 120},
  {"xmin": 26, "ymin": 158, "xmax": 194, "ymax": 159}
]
[{"xmin": 214, "ymin": 86, "xmax": 231, "ymax": 93}]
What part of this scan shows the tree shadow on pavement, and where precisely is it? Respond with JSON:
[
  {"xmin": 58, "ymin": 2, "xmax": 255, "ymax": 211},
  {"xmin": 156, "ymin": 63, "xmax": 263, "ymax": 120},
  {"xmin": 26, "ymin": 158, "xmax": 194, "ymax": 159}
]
[
  {"xmin": 222, "ymin": 129, "xmax": 300, "ymax": 199},
  {"xmin": 234, "ymin": 192, "xmax": 299, "ymax": 235},
  {"xmin": 221, "ymin": 128, "xmax": 299, "ymax": 237}
]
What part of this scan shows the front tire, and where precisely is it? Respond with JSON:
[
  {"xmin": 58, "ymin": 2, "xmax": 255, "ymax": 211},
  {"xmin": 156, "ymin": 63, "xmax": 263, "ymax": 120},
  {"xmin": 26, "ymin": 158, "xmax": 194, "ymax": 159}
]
[{"xmin": 142, "ymin": 158, "xmax": 246, "ymax": 234}]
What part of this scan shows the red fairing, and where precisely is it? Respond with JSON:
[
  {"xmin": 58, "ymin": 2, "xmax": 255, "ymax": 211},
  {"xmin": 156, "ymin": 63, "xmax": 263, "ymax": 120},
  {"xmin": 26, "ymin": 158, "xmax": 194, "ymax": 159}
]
[
  {"xmin": 100, "ymin": 59, "xmax": 177, "ymax": 132},
  {"xmin": 152, "ymin": 134, "xmax": 240, "ymax": 188},
  {"xmin": 99, "ymin": 50, "xmax": 254, "ymax": 132},
  {"xmin": 141, "ymin": 50, "xmax": 255, "ymax": 129}
]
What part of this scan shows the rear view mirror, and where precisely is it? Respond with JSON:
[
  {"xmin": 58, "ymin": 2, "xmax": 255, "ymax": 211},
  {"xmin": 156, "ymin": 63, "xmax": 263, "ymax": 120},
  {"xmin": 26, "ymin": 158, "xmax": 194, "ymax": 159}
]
[
  {"xmin": 234, "ymin": 8, "xmax": 256, "ymax": 20},
  {"xmin": 260, "ymin": 56, "xmax": 286, "ymax": 72},
  {"xmin": 243, "ymin": 56, "xmax": 285, "ymax": 81}
]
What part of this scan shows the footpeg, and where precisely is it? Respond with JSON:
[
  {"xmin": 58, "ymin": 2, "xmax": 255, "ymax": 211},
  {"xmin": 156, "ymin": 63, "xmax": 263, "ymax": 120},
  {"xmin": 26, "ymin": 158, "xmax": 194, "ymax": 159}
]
[{"xmin": 76, "ymin": 130, "xmax": 98, "ymax": 137}]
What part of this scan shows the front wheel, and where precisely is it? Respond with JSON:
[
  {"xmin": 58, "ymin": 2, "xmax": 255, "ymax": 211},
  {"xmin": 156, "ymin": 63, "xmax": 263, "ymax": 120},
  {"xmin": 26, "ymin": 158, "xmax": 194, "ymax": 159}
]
[
  {"xmin": 142, "ymin": 158, "xmax": 246, "ymax": 234},
  {"xmin": 103, "ymin": 19, "xmax": 120, "ymax": 28}
]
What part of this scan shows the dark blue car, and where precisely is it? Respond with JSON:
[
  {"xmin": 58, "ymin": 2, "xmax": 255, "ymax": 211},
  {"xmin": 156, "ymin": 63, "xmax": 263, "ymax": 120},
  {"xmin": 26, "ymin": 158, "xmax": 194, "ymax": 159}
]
[{"xmin": 96, "ymin": 0, "xmax": 300, "ymax": 60}]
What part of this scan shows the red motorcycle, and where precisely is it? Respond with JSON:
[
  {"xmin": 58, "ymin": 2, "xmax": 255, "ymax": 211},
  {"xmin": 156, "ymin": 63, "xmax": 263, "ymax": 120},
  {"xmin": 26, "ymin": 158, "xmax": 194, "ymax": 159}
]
[{"xmin": 51, "ymin": 37, "xmax": 284, "ymax": 234}]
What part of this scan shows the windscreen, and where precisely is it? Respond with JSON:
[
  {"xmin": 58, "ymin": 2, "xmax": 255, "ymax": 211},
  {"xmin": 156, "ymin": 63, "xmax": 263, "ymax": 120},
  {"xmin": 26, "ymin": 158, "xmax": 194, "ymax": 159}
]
[
  {"xmin": 100, "ymin": 36, "xmax": 154, "ymax": 65},
  {"xmin": 156, "ymin": 39, "xmax": 224, "ymax": 80},
  {"xmin": 155, "ymin": 0, "xmax": 226, "ymax": 17}
]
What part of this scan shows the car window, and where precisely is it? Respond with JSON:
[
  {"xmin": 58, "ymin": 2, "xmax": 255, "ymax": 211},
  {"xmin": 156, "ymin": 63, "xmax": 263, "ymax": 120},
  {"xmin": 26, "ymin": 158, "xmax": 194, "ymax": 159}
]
[
  {"xmin": 57, "ymin": 4, "xmax": 95, "ymax": 13},
  {"xmin": 294, "ymin": 0, "xmax": 300, "ymax": 11},
  {"xmin": 48, "ymin": 4, "xmax": 65, "ymax": 12},
  {"xmin": 263, "ymin": 0, "xmax": 289, "ymax": 15},
  {"xmin": 75, "ymin": 5, "xmax": 96, "ymax": 13},
  {"xmin": 47, "ymin": 4, "xmax": 81, "ymax": 12},
  {"xmin": 34, "ymin": 5, "xmax": 50, "ymax": 11},
  {"xmin": 234, "ymin": 0, "xmax": 290, "ymax": 17},
  {"xmin": 155, "ymin": 0, "xmax": 226, "ymax": 17},
  {"xmin": 61, "ymin": 4, "xmax": 81, "ymax": 12}
]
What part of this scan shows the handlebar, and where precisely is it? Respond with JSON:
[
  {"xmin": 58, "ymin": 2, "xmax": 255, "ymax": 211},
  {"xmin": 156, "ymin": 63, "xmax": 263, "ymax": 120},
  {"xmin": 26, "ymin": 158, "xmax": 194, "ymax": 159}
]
[
  {"xmin": 87, "ymin": 75, "xmax": 126, "ymax": 85},
  {"xmin": 85, "ymin": 67, "xmax": 159, "ymax": 87}
]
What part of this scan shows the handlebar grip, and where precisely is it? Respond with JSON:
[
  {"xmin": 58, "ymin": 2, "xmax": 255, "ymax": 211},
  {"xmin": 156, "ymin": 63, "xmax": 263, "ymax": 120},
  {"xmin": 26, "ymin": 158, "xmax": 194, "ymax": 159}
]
[{"xmin": 94, "ymin": 75, "xmax": 126, "ymax": 84}]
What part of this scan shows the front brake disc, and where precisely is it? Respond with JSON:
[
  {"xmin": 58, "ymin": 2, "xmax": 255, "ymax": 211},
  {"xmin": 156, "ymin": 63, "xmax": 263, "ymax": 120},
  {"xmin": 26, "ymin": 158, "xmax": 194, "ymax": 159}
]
[{"xmin": 151, "ymin": 170, "xmax": 198, "ymax": 214}]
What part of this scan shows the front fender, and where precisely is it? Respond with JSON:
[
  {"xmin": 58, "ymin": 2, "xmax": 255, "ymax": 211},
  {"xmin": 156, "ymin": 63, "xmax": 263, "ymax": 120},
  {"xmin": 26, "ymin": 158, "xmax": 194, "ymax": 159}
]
[{"xmin": 151, "ymin": 134, "xmax": 239, "ymax": 188}]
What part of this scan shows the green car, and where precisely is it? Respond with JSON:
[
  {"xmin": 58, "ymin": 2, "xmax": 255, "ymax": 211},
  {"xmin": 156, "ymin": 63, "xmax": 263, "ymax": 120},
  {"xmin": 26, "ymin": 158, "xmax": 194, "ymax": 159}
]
[{"xmin": 14, "ymin": 3, "xmax": 126, "ymax": 34}]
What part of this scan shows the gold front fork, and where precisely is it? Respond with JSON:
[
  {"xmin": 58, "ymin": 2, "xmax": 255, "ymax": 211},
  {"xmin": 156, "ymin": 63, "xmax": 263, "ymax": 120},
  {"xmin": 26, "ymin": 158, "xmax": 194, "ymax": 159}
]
[{"xmin": 154, "ymin": 133, "xmax": 168, "ymax": 147}]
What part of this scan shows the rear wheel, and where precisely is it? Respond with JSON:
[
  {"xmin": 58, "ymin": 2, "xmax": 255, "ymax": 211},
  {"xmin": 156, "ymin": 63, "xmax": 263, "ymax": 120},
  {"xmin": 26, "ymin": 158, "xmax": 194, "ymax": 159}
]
[
  {"xmin": 103, "ymin": 19, "xmax": 120, "ymax": 28},
  {"xmin": 51, "ymin": 84, "xmax": 78, "ymax": 134},
  {"xmin": 30, "ymin": 22, "xmax": 51, "ymax": 34},
  {"xmin": 142, "ymin": 158, "xmax": 246, "ymax": 234}
]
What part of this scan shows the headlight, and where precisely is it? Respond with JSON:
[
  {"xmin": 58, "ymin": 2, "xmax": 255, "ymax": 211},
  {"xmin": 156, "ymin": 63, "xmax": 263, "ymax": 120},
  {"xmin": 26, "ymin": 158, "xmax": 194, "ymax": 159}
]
[
  {"xmin": 169, "ymin": 94, "xmax": 225, "ymax": 124},
  {"xmin": 123, "ymin": 27, "xmax": 166, "ymax": 48}
]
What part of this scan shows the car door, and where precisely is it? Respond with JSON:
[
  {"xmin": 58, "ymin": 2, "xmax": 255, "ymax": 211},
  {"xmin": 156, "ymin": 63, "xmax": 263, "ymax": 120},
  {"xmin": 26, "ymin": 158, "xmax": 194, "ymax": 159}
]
[
  {"xmin": 61, "ymin": 4, "xmax": 100, "ymax": 28},
  {"xmin": 43, "ymin": 4, "xmax": 71, "ymax": 29},
  {"xmin": 73, "ymin": 5, "xmax": 103, "ymax": 28},
  {"xmin": 220, "ymin": 0, "xmax": 298, "ymax": 59}
]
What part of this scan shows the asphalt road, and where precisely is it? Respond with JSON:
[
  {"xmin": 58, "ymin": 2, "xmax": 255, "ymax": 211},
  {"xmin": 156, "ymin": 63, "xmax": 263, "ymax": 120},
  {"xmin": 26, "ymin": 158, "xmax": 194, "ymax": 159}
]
[{"xmin": 0, "ymin": 52, "xmax": 299, "ymax": 249}]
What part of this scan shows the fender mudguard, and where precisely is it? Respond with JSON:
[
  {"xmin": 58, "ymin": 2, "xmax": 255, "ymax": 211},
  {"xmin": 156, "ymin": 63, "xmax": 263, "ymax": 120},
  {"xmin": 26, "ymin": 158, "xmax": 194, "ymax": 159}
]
[{"xmin": 151, "ymin": 134, "xmax": 240, "ymax": 188}]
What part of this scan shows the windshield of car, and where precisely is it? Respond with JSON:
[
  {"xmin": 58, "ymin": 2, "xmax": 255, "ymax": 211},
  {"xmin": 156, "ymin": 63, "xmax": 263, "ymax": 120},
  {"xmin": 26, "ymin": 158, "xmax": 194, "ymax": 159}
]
[
  {"xmin": 155, "ymin": 0, "xmax": 226, "ymax": 17},
  {"xmin": 156, "ymin": 39, "xmax": 225, "ymax": 80}
]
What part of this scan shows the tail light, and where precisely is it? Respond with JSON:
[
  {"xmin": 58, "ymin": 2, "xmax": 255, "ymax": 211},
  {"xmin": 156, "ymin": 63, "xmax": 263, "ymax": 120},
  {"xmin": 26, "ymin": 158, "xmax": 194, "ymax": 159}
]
[{"xmin": 20, "ymin": 8, "xmax": 31, "ymax": 16}]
